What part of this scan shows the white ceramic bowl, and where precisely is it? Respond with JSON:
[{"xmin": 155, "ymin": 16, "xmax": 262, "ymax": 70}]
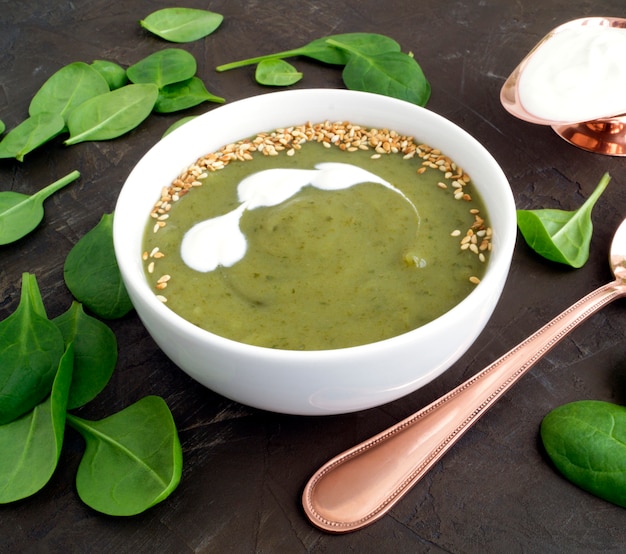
[{"xmin": 114, "ymin": 89, "xmax": 516, "ymax": 416}]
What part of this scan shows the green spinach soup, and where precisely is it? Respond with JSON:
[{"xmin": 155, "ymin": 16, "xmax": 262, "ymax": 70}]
[{"xmin": 143, "ymin": 121, "xmax": 491, "ymax": 350}]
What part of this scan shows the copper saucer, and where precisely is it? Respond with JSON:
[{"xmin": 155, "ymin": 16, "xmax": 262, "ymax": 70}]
[{"xmin": 500, "ymin": 17, "xmax": 626, "ymax": 156}]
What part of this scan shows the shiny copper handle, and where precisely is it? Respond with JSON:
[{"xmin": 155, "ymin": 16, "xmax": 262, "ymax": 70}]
[{"xmin": 302, "ymin": 280, "xmax": 626, "ymax": 533}]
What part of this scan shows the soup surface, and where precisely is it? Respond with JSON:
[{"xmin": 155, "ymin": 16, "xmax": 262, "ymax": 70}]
[{"xmin": 143, "ymin": 122, "xmax": 491, "ymax": 350}]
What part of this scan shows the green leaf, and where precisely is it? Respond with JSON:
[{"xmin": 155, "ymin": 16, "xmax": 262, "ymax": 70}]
[
  {"xmin": 0, "ymin": 120, "xmax": 5, "ymax": 134},
  {"xmin": 67, "ymin": 396, "xmax": 183, "ymax": 516},
  {"xmin": 53, "ymin": 302, "xmax": 117, "ymax": 410},
  {"xmin": 541, "ymin": 400, "xmax": 626, "ymax": 508},
  {"xmin": 328, "ymin": 39, "xmax": 431, "ymax": 106},
  {"xmin": 154, "ymin": 76, "xmax": 225, "ymax": 113},
  {"xmin": 255, "ymin": 59, "xmax": 303, "ymax": 86},
  {"xmin": 0, "ymin": 112, "xmax": 66, "ymax": 161},
  {"xmin": 126, "ymin": 49, "xmax": 197, "ymax": 88},
  {"xmin": 216, "ymin": 32, "xmax": 401, "ymax": 71},
  {"xmin": 0, "ymin": 170, "xmax": 80, "ymax": 245},
  {"xmin": 90, "ymin": 60, "xmax": 129, "ymax": 90},
  {"xmin": 63, "ymin": 213, "xmax": 133, "ymax": 319},
  {"xmin": 65, "ymin": 83, "xmax": 158, "ymax": 145},
  {"xmin": 29, "ymin": 61, "xmax": 110, "ymax": 121},
  {"xmin": 0, "ymin": 343, "xmax": 74, "ymax": 503},
  {"xmin": 517, "ymin": 173, "xmax": 610, "ymax": 268},
  {"xmin": 140, "ymin": 7, "xmax": 223, "ymax": 43},
  {"xmin": 0, "ymin": 273, "xmax": 66, "ymax": 425},
  {"xmin": 162, "ymin": 116, "xmax": 197, "ymax": 138}
]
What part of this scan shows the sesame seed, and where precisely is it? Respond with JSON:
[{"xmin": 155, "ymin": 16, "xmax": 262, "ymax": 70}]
[{"xmin": 469, "ymin": 276, "xmax": 481, "ymax": 284}]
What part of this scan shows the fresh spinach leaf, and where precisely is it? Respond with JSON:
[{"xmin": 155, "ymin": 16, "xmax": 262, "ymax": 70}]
[
  {"xmin": 0, "ymin": 170, "xmax": 80, "ymax": 245},
  {"xmin": 91, "ymin": 60, "xmax": 129, "ymax": 90},
  {"xmin": 255, "ymin": 59, "xmax": 303, "ymax": 86},
  {"xmin": 216, "ymin": 32, "xmax": 401, "ymax": 71},
  {"xmin": 0, "ymin": 112, "xmax": 66, "ymax": 162},
  {"xmin": 53, "ymin": 302, "xmax": 117, "ymax": 410},
  {"xmin": 162, "ymin": 116, "xmax": 197, "ymax": 138},
  {"xmin": 63, "ymin": 213, "xmax": 133, "ymax": 319},
  {"xmin": 541, "ymin": 400, "xmax": 626, "ymax": 508},
  {"xmin": 29, "ymin": 61, "xmax": 110, "ymax": 121},
  {"xmin": 67, "ymin": 396, "xmax": 183, "ymax": 516},
  {"xmin": 517, "ymin": 173, "xmax": 610, "ymax": 268},
  {"xmin": 0, "ymin": 343, "xmax": 73, "ymax": 503},
  {"xmin": 65, "ymin": 83, "xmax": 158, "ymax": 145},
  {"xmin": 0, "ymin": 273, "xmax": 65, "ymax": 425},
  {"xmin": 140, "ymin": 7, "xmax": 223, "ymax": 43},
  {"xmin": 0, "ymin": 120, "xmax": 5, "ymax": 134},
  {"xmin": 328, "ymin": 39, "xmax": 431, "ymax": 106},
  {"xmin": 126, "ymin": 49, "xmax": 197, "ymax": 88},
  {"xmin": 154, "ymin": 76, "xmax": 225, "ymax": 113}
]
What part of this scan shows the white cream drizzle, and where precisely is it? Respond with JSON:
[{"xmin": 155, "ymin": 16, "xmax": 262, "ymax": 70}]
[{"xmin": 181, "ymin": 162, "xmax": 419, "ymax": 272}]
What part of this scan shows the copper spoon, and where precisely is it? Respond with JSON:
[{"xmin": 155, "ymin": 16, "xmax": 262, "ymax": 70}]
[{"xmin": 302, "ymin": 217, "xmax": 626, "ymax": 533}]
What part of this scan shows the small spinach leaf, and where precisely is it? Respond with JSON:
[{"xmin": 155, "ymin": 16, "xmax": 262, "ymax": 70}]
[
  {"xmin": 140, "ymin": 7, "xmax": 223, "ymax": 43},
  {"xmin": 0, "ymin": 170, "xmax": 80, "ymax": 245},
  {"xmin": 0, "ymin": 273, "xmax": 66, "ymax": 425},
  {"xmin": 126, "ymin": 49, "xmax": 197, "ymax": 88},
  {"xmin": 91, "ymin": 60, "xmax": 129, "ymax": 90},
  {"xmin": 0, "ymin": 120, "xmax": 5, "ymax": 134},
  {"xmin": 541, "ymin": 400, "xmax": 626, "ymax": 508},
  {"xmin": 67, "ymin": 396, "xmax": 183, "ymax": 516},
  {"xmin": 162, "ymin": 116, "xmax": 197, "ymax": 138},
  {"xmin": 216, "ymin": 32, "xmax": 401, "ymax": 70},
  {"xmin": 0, "ymin": 343, "xmax": 73, "ymax": 503},
  {"xmin": 65, "ymin": 83, "xmax": 158, "ymax": 145},
  {"xmin": 53, "ymin": 302, "xmax": 117, "ymax": 410},
  {"xmin": 63, "ymin": 213, "xmax": 133, "ymax": 319},
  {"xmin": 328, "ymin": 39, "xmax": 431, "ymax": 106},
  {"xmin": 0, "ymin": 112, "xmax": 66, "ymax": 162},
  {"xmin": 255, "ymin": 59, "xmax": 303, "ymax": 86},
  {"xmin": 29, "ymin": 62, "xmax": 110, "ymax": 121},
  {"xmin": 154, "ymin": 76, "xmax": 225, "ymax": 113},
  {"xmin": 517, "ymin": 173, "xmax": 610, "ymax": 268}
]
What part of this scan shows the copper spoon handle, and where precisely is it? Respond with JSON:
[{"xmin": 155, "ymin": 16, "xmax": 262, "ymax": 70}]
[{"xmin": 302, "ymin": 280, "xmax": 626, "ymax": 533}]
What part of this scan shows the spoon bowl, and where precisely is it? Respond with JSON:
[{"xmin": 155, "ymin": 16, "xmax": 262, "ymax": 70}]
[{"xmin": 303, "ymin": 217, "xmax": 626, "ymax": 533}]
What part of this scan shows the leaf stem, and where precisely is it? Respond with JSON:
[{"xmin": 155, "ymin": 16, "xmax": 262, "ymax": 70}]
[
  {"xmin": 215, "ymin": 48, "xmax": 306, "ymax": 71},
  {"xmin": 34, "ymin": 170, "xmax": 81, "ymax": 202},
  {"xmin": 583, "ymin": 172, "xmax": 611, "ymax": 211},
  {"xmin": 325, "ymin": 38, "xmax": 358, "ymax": 56}
]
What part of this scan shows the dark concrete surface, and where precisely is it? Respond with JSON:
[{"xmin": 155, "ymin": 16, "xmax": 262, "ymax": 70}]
[{"xmin": 1, "ymin": 1, "xmax": 626, "ymax": 552}]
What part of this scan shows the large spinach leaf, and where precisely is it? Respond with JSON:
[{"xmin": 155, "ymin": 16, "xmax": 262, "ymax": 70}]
[
  {"xmin": 517, "ymin": 173, "xmax": 610, "ymax": 268},
  {"xmin": 0, "ymin": 273, "xmax": 65, "ymax": 425},
  {"xmin": 67, "ymin": 396, "xmax": 183, "ymax": 516},
  {"xmin": 541, "ymin": 400, "xmax": 626, "ymax": 508},
  {"xmin": 53, "ymin": 302, "xmax": 117, "ymax": 410},
  {"xmin": 63, "ymin": 213, "xmax": 133, "ymax": 319},
  {"xmin": 0, "ymin": 343, "xmax": 73, "ymax": 503}
]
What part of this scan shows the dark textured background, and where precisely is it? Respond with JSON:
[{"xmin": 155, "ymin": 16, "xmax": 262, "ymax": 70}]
[{"xmin": 1, "ymin": 1, "xmax": 626, "ymax": 552}]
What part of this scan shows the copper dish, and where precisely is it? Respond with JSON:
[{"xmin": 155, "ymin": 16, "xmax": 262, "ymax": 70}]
[{"xmin": 500, "ymin": 17, "xmax": 626, "ymax": 156}]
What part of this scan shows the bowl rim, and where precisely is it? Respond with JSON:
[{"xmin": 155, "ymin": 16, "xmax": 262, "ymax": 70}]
[{"xmin": 114, "ymin": 88, "xmax": 516, "ymax": 361}]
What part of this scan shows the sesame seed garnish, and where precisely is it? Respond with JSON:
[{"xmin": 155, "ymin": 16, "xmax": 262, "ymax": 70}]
[{"xmin": 469, "ymin": 276, "xmax": 481, "ymax": 285}]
